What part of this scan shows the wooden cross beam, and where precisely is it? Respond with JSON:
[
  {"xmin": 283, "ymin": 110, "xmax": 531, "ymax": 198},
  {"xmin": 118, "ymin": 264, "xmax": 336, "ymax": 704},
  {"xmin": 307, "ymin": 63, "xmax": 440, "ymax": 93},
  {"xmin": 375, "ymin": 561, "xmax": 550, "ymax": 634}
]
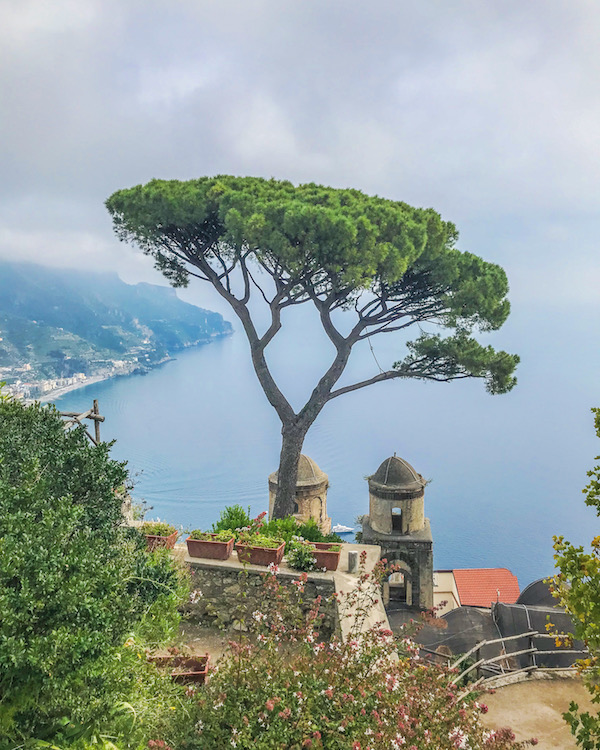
[{"xmin": 59, "ymin": 399, "xmax": 105, "ymax": 445}]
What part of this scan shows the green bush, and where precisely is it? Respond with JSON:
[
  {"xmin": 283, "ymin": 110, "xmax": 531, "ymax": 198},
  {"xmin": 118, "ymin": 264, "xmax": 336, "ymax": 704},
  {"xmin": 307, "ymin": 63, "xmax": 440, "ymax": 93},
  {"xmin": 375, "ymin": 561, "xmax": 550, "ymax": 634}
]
[
  {"xmin": 0, "ymin": 398, "xmax": 128, "ymax": 535},
  {"xmin": 0, "ymin": 399, "xmax": 194, "ymax": 744},
  {"xmin": 211, "ymin": 504, "xmax": 251, "ymax": 533},
  {"xmin": 286, "ymin": 539, "xmax": 317, "ymax": 571},
  {"xmin": 188, "ymin": 529, "xmax": 234, "ymax": 541},
  {"xmin": 260, "ymin": 515, "xmax": 343, "ymax": 544},
  {"xmin": 140, "ymin": 520, "xmax": 178, "ymax": 537},
  {"xmin": 237, "ymin": 532, "xmax": 284, "ymax": 549}
]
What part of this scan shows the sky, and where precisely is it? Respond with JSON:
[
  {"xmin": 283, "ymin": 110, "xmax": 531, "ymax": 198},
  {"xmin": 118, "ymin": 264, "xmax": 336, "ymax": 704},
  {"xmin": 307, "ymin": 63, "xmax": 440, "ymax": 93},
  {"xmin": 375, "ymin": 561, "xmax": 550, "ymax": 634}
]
[{"xmin": 1, "ymin": 0, "xmax": 599, "ymax": 314}]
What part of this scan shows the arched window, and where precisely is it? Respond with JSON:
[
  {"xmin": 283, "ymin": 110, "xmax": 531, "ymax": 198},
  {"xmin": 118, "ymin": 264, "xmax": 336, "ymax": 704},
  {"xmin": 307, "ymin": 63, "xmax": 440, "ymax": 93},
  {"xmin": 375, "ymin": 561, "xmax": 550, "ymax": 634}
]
[{"xmin": 388, "ymin": 560, "xmax": 412, "ymax": 606}]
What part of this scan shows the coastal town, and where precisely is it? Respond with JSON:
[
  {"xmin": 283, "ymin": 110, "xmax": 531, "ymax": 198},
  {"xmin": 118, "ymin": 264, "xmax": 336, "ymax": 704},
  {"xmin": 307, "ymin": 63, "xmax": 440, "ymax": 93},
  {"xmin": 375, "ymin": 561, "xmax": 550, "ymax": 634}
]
[{"xmin": 0, "ymin": 359, "xmax": 141, "ymax": 401}]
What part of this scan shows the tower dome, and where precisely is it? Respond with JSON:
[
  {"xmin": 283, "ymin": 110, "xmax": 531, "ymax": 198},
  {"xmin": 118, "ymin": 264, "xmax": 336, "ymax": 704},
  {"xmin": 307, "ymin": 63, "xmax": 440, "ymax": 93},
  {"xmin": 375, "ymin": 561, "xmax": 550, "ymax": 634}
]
[
  {"xmin": 270, "ymin": 454, "xmax": 327, "ymax": 488},
  {"xmin": 268, "ymin": 454, "xmax": 331, "ymax": 534},
  {"xmin": 369, "ymin": 455, "xmax": 425, "ymax": 492}
]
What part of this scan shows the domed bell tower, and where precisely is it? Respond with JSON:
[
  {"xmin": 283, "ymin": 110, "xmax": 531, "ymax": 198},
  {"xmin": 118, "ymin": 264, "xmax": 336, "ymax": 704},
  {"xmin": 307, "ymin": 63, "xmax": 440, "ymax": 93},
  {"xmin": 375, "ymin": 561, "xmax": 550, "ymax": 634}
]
[
  {"xmin": 268, "ymin": 454, "xmax": 332, "ymax": 535},
  {"xmin": 362, "ymin": 454, "xmax": 433, "ymax": 609}
]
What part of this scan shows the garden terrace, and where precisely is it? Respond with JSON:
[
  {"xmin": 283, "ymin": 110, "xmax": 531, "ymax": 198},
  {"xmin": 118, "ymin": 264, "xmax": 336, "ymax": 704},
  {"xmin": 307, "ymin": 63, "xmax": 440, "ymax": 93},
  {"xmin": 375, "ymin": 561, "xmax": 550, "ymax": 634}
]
[{"xmin": 179, "ymin": 542, "xmax": 388, "ymax": 642}]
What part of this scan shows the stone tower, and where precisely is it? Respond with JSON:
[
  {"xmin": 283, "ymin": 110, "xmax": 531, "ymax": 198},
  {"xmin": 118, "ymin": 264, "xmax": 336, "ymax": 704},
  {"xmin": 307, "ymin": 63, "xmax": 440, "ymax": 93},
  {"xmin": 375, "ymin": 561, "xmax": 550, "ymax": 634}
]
[
  {"xmin": 361, "ymin": 454, "xmax": 433, "ymax": 609},
  {"xmin": 268, "ymin": 454, "xmax": 332, "ymax": 534}
]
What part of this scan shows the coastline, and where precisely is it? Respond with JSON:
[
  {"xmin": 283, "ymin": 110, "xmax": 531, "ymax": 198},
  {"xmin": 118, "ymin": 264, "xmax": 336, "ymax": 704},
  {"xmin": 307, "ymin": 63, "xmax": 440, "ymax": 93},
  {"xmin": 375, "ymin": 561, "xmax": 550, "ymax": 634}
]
[
  {"xmin": 31, "ymin": 332, "xmax": 233, "ymax": 405},
  {"xmin": 37, "ymin": 374, "xmax": 114, "ymax": 404}
]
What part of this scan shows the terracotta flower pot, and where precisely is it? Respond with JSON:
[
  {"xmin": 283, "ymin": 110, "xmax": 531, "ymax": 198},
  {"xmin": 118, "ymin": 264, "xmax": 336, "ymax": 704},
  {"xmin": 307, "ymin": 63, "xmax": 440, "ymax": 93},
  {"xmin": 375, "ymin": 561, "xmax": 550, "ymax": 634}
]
[
  {"xmin": 236, "ymin": 541, "xmax": 285, "ymax": 567},
  {"xmin": 312, "ymin": 542, "xmax": 342, "ymax": 571},
  {"xmin": 145, "ymin": 530, "xmax": 178, "ymax": 551},
  {"xmin": 186, "ymin": 535, "xmax": 234, "ymax": 560},
  {"xmin": 149, "ymin": 653, "xmax": 210, "ymax": 684}
]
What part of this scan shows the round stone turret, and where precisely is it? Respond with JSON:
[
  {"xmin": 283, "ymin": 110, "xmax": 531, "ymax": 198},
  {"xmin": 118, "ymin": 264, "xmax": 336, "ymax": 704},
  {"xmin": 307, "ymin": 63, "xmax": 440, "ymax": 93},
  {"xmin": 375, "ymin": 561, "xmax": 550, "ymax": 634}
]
[
  {"xmin": 268, "ymin": 454, "xmax": 331, "ymax": 534},
  {"xmin": 367, "ymin": 454, "xmax": 425, "ymax": 535},
  {"xmin": 362, "ymin": 453, "xmax": 433, "ymax": 609}
]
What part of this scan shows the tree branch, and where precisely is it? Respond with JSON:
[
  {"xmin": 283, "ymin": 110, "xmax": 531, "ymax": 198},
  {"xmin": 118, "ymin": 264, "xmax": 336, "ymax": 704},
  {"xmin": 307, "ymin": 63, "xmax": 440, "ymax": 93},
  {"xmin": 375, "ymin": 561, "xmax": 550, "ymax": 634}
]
[{"xmin": 327, "ymin": 367, "xmax": 473, "ymax": 401}]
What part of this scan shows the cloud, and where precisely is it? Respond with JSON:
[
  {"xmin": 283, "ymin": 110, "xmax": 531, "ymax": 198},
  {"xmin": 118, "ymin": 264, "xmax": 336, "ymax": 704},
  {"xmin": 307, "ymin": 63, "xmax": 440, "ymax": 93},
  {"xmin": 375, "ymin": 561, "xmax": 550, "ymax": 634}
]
[{"xmin": 0, "ymin": 0, "xmax": 599, "ymax": 305}]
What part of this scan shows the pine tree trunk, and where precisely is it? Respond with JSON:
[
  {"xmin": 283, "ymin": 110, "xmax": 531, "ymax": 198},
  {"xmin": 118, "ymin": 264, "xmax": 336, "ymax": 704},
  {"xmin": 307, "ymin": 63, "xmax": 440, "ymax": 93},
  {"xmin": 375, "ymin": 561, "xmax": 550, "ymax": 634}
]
[{"xmin": 272, "ymin": 423, "xmax": 308, "ymax": 519}]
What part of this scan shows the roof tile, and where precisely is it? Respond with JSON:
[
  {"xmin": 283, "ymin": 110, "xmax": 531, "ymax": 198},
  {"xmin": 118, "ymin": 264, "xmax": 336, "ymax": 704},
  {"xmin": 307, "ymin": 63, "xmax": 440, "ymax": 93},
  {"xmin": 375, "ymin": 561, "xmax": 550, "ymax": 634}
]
[{"xmin": 453, "ymin": 568, "xmax": 520, "ymax": 608}]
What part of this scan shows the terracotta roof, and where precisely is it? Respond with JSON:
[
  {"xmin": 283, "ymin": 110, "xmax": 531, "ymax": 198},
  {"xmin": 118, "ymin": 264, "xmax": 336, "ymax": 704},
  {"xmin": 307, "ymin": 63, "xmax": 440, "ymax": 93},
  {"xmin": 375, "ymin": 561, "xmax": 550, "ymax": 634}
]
[{"xmin": 453, "ymin": 568, "xmax": 520, "ymax": 608}]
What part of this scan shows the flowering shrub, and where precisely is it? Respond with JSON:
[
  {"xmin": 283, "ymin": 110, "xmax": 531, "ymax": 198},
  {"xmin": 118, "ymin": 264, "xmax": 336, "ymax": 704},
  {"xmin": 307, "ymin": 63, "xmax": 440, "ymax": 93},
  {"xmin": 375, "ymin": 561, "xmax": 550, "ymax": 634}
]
[
  {"xmin": 286, "ymin": 538, "xmax": 318, "ymax": 571},
  {"xmin": 194, "ymin": 554, "xmax": 534, "ymax": 749}
]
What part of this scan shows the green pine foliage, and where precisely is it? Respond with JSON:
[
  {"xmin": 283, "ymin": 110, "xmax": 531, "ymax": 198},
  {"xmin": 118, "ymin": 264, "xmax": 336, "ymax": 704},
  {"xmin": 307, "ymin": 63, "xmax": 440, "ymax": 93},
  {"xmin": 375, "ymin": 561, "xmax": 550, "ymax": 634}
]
[{"xmin": 107, "ymin": 176, "xmax": 518, "ymax": 519}]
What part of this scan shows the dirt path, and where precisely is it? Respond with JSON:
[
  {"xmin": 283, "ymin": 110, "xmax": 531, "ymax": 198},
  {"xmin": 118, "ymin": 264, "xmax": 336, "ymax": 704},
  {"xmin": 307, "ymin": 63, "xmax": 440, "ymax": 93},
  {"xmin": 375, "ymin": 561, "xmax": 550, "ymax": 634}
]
[
  {"xmin": 179, "ymin": 622, "xmax": 230, "ymax": 662},
  {"xmin": 481, "ymin": 678, "xmax": 595, "ymax": 748}
]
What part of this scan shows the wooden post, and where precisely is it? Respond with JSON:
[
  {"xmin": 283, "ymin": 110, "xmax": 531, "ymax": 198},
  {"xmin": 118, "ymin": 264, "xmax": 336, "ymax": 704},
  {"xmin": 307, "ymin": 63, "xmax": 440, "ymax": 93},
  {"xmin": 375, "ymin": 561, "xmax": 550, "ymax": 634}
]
[
  {"xmin": 475, "ymin": 647, "xmax": 481, "ymax": 680},
  {"xmin": 528, "ymin": 632, "xmax": 536, "ymax": 671},
  {"xmin": 93, "ymin": 399, "xmax": 101, "ymax": 444}
]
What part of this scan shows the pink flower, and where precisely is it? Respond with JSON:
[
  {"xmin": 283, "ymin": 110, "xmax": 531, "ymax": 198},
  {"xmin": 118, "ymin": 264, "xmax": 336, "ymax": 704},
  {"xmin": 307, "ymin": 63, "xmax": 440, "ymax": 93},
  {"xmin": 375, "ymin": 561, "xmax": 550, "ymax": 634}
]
[{"xmin": 265, "ymin": 699, "xmax": 275, "ymax": 711}]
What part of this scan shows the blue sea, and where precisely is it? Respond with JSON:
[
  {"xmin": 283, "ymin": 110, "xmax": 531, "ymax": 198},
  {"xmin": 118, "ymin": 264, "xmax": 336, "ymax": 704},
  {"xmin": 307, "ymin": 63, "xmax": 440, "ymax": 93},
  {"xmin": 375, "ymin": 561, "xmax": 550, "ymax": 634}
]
[{"xmin": 54, "ymin": 303, "xmax": 600, "ymax": 589}]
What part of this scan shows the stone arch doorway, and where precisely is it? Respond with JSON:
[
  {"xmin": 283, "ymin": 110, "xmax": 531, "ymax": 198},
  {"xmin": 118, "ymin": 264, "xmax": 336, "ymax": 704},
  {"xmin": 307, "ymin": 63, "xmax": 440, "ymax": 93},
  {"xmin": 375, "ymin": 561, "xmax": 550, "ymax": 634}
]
[{"xmin": 386, "ymin": 559, "xmax": 413, "ymax": 606}]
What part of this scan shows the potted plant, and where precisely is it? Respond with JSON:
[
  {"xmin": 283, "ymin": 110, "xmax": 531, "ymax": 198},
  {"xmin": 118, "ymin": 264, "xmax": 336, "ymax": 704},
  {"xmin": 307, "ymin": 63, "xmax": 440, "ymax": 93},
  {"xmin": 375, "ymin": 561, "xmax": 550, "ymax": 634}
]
[
  {"xmin": 186, "ymin": 529, "xmax": 235, "ymax": 560},
  {"xmin": 286, "ymin": 539, "xmax": 318, "ymax": 572},
  {"xmin": 311, "ymin": 542, "xmax": 342, "ymax": 571},
  {"xmin": 140, "ymin": 521, "xmax": 178, "ymax": 551},
  {"xmin": 236, "ymin": 532, "xmax": 285, "ymax": 567},
  {"xmin": 149, "ymin": 649, "xmax": 210, "ymax": 684}
]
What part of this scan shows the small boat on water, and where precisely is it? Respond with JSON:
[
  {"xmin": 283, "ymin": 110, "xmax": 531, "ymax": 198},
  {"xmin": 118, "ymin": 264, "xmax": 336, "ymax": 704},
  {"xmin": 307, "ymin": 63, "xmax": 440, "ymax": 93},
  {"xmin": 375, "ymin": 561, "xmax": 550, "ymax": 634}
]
[{"xmin": 332, "ymin": 524, "xmax": 354, "ymax": 534}]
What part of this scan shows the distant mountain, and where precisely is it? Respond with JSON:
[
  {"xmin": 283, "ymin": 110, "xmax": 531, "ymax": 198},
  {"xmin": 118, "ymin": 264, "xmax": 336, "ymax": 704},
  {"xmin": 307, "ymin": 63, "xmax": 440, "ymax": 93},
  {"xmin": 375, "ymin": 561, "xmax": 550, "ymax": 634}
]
[{"xmin": 0, "ymin": 261, "xmax": 232, "ymax": 380}]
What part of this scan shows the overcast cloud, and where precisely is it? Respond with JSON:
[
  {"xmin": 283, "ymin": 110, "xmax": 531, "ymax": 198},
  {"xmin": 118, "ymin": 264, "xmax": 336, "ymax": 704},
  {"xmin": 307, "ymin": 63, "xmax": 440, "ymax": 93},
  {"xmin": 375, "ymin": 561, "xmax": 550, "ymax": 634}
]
[{"xmin": 1, "ymin": 0, "xmax": 599, "ymax": 310}]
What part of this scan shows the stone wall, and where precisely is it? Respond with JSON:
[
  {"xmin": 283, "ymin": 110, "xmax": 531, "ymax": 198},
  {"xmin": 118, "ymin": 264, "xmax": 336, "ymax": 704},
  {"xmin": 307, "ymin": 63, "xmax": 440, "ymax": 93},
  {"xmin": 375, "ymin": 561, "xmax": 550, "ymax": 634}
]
[{"xmin": 182, "ymin": 556, "xmax": 338, "ymax": 639}]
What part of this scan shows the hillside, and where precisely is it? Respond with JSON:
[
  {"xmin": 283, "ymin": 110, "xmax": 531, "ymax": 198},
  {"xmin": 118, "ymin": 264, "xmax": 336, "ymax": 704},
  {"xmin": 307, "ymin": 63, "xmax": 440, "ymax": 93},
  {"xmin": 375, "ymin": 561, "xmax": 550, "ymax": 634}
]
[{"xmin": 0, "ymin": 261, "xmax": 232, "ymax": 392}]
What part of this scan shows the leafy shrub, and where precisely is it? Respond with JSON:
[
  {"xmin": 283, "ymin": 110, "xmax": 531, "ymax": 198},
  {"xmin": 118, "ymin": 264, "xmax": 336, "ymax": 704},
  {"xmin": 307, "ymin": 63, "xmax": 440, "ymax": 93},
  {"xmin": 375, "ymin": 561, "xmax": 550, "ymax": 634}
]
[
  {"xmin": 141, "ymin": 520, "xmax": 178, "ymax": 537},
  {"xmin": 0, "ymin": 399, "xmax": 193, "ymax": 743},
  {"xmin": 212, "ymin": 504, "xmax": 252, "ymax": 533},
  {"xmin": 286, "ymin": 539, "xmax": 317, "ymax": 571},
  {"xmin": 260, "ymin": 515, "xmax": 300, "ymax": 541},
  {"xmin": 261, "ymin": 515, "xmax": 343, "ymax": 544},
  {"xmin": 237, "ymin": 532, "xmax": 284, "ymax": 549},
  {"xmin": 188, "ymin": 529, "xmax": 234, "ymax": 541},
  {"xmin": 0, "ymin": 398, "xmax": 128, "ymax": 534},
  {"xmin": 298, "ymin": 517, "xmax": 342, "ymax": 543}
]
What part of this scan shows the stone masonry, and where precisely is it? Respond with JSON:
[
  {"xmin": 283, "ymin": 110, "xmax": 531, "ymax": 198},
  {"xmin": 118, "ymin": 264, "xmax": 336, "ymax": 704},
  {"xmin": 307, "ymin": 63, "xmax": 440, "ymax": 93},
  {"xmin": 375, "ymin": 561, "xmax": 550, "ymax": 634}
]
[{"xmin": 183, "ymin": 554, "xmax": 338, "ymax": 639}]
